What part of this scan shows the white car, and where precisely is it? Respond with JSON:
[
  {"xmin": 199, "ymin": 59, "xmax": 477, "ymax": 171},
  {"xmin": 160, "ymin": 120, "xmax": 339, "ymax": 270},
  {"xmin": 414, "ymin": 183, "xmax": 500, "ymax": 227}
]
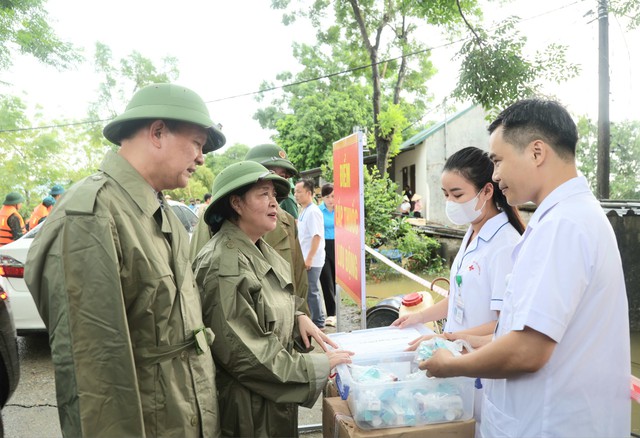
[{"xmin": 0, "ymin": 200, "xmax": 200, "ymax": 335}]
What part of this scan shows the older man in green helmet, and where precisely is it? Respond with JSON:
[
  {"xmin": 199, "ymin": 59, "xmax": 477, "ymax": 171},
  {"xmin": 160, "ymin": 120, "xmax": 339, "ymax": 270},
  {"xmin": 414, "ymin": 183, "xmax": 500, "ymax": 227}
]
[
  {"xmin": 26, "ymin": 83, "xmax": 224, "ymax": 437},
  {"xmin": 190, "ymin": 144, "xmax": 310, "ymax": 316}
]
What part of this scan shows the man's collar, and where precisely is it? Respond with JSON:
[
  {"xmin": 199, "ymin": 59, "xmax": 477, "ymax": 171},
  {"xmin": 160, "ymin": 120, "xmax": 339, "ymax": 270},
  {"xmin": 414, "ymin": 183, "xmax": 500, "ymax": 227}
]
[{"xmin": 99, "ymin": 151, "xmax": 159, "ymax": 217}]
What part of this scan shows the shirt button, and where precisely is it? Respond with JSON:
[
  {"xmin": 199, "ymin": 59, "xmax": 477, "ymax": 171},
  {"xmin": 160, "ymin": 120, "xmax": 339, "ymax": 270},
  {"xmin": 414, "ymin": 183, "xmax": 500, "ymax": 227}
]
[
  {"xmin": 191, "ymin": 416, "xmax": 198, "ymax": 426},
  {"xmin": 181, "ymin": 351, "xmax": 189, "ymax": 361},
  {"xmin": 226, "ymin": 241, "xmax": 235, "ymax": 249}
]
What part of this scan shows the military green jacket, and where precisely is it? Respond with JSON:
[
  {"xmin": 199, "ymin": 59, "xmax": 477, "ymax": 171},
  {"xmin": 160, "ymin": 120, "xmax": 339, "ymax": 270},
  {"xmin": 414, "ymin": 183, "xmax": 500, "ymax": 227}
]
[
  {"xmin": 193, "ymin": 221, "xmax": 329, "ymax": 437},
  {"xmin": 279, "ymin": 194, "xmax": 299, "ymax": 219},
  {"xmin": 25, "ymin": 151, "xmax": 219, "ymax": 438},
  {"xmin": 190, "ymin": 206, "xmax": 309, "ymax": 316}
]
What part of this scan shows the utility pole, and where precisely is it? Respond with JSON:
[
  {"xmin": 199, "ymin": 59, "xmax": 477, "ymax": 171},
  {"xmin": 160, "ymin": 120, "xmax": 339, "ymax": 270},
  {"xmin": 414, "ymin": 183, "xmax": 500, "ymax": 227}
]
[{"xmin": 597, "ymin": 0, "xmax": 610, "ymax": 199}]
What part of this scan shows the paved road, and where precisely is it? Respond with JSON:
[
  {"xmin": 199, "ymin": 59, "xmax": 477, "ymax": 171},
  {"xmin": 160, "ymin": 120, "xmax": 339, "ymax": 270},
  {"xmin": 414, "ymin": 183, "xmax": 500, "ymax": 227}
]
[{"xmin": 3, "ymin": 334, "xmax": 60, "ymax": 438}]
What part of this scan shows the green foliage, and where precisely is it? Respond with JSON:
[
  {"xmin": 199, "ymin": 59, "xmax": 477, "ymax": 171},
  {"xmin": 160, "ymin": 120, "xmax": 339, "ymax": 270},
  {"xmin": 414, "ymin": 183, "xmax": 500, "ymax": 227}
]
[
  {"xmin": 363, "ymin": 167, "xmax": 401, "ymax": 247},
  {"xmin": 0, "ymin": 0, "xmax": 82, "ymax": 71},
  {"xmin": 576, "ymin": 116, "xmax": 640, "ymax": 199},
  {"xmin": 205, "ymin": 143, "xmax": 250, "ymax": 177},
  {"xmin": 0, "ymin": 95, "xmax": 79, "ymax": 211},
  {"xmin": 610, "ymin": 0, "xmax": 640, "ymax": 29},
  {"xmin": 266, "ymin": 0, "xmax": 451, "ymax": 175},
  {"xmin": 375, "ymin": 103, "xmax": 407, "ymax": 157},
  {"xmin": 453, "ymin": 17, "xmax": 579, "ymax": 114},
  {"xmin": 88, "ymin": 42, "xmax": 180, "ymax": 121},
  {"xmin": 166, "ymin": 143, "xmax": 251, "ymax": 201},
  {"xmin": 363, "ymin": 167, "xmax": 443, "ymax": 275},
  {"xmin": 396, "ymin": 223, "xmax": 444, "ymax": 274},
  {"xmin": 272, "ymin": 85, "xmax": 372, "ymax": 171}
]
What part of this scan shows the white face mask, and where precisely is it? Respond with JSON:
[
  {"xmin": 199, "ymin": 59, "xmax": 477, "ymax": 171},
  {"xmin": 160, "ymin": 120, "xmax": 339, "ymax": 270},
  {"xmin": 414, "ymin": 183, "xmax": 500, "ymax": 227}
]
[{"xmin": 445, "ymin": 190, "xmax": 486, "ymax": 225}]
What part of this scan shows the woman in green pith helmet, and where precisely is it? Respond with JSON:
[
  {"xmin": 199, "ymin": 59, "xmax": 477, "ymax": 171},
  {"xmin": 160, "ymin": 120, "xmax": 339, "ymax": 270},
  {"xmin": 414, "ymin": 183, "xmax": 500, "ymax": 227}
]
[{"xmin": 193, "ymin": 161, "xmax": 353, "ymax": 438}]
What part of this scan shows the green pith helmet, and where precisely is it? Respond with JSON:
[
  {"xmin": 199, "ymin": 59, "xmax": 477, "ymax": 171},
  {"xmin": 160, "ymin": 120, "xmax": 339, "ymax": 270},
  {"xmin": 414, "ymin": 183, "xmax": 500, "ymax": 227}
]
[
  {"xmin": 42, "ymin": 196, "xmax": 56, "ymax": 207},
  {"xmin": 50, "ymin": 184, "xmax": 64, "ymax": 196},
  {"xmin": 3, "ymin": 192, "xmax": 25, "ymax": 206},
  {"xmin": 204, "ymin": 161, "xmax": 290, "ymax": 226},
  {"xmin": 103, "ymin": 83, "xmax": 226, "ymax": 153},
  {"xmin": 244, "ymin": 144, "xmax": 298, "ymax": 178}
]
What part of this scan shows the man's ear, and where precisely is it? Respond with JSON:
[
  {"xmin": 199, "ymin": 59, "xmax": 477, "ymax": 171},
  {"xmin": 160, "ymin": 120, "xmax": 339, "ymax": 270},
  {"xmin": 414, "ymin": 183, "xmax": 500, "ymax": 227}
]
[
  {"xmin": 531, "ymin": 139, "xmax": 548, "ymax": 167},
  {"xmin": 149, "ymin": 120, "xmax": 165, "ymax": 148}
]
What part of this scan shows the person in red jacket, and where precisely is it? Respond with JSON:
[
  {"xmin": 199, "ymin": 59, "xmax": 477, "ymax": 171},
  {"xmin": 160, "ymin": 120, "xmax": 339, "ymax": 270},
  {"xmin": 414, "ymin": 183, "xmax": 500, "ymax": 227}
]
[
  {"xmin": 27, "ymin": 196, "xmax": 56, "ymax": 230},
  {"xmin": 0, "ymin": 192, "xmax": 26, "ymax": 246}
]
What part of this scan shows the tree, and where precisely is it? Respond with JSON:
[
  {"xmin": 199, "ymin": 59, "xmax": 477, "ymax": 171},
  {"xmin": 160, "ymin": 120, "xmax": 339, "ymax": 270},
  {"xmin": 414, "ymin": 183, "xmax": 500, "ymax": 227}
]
[
  {"xmin": 205, "ymin": 143, "xmax": 250, "ymax": 177},
  {"xmin": 268, "ymin": 0, "xmax": 578, "ymax": 176},
  {"xmin": 166, "ymin": 143, "xmax": 251, "ymax": 201},
  {"xmin": 453, "ymin": 16, "xmax": 579, "ymax": 116},
  {"xmin": 610, "ymin": 0, "xmax": 640, "ymax": 29},
  {"xmin": 268, "ymin": 1, "xmax": 450, "ymax": 175},
  {"xmin": 273, "ymin": 85, "xmax": 373, "ymax": 172},
  {"xmin": 0, "ymin": 95, "xmax": 78, "ymax": 211},
  {"xmin": 577, "ymin": 115, "xmax": 640, "ymax": 199},
  {"xmin": 0, "ymin": 0, "xmax": 81, "ymax": 73}
]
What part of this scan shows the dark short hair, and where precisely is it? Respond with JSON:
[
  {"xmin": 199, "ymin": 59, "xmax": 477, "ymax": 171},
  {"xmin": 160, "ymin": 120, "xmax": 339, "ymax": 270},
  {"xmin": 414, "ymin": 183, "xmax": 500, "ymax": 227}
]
[
  {"xmin": 321, "ymin": 183, "xmax": 334, "ymax": 197},
  {"xmin": 203, "ymin": 193, "xmax": 212, "ymax": 202},
  {"xmin": 297, "ymin": 179, "xmax": 314, "ymax": 194},
  {"xmin": 117, "ymin": 119, "xmax": 193, "ymax": 142},
  {"xmin": 488, "ymin": 99, "xmax": 578, "ymax": 159}
]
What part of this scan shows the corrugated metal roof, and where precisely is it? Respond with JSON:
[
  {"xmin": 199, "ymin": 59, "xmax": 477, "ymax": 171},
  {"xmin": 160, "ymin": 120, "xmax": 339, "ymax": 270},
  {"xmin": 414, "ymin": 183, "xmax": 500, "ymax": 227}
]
[{"xmin": 400, "ymin": 105, "xmax": 477, "ymax": 151}]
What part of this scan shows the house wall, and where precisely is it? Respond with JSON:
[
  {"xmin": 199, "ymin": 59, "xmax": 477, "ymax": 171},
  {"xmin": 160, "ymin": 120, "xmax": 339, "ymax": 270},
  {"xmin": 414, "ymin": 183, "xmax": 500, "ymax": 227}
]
[{"xmin": 393, "ymin": 106, "xmax": 490, "ymax": 225}]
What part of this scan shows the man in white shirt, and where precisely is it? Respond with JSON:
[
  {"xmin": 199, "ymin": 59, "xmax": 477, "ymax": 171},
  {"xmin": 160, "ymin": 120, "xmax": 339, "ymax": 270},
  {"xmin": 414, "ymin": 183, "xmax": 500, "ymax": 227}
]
[
  {"xmin": 294, "ymin": 179, "xmax": 326, "ymax": 329},
  {"xmin": 421, "ymin": 99, "xmax": 630, "ymax": 438}
]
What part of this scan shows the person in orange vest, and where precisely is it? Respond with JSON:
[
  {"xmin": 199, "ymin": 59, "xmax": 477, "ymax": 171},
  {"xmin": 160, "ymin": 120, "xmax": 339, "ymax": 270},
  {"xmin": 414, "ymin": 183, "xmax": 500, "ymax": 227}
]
[
  {"xmin": 0, "ymin": 192, "xmax": 26, "ymax": 246},
  {"xmin": 27, "ymin": 196, "xmax": 56, "ymax": 231},
  {"xmin": 49, "ymin": 184, "xmax": 64, "ymax": 201}
]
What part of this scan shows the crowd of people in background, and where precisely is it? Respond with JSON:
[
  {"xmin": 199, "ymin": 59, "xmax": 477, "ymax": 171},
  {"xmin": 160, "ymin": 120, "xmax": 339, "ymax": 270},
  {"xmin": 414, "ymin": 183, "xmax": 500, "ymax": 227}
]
[{"xmin": 0, "ymin": 185, "xmax": 65, "ymax": 247}]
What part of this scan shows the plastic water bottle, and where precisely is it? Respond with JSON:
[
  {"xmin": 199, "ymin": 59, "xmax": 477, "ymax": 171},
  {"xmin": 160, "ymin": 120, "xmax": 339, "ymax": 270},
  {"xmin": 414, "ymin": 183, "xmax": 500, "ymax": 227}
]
[{"xmin": 399, "ymin": 291, "xmax": 437, "ymax": 331}]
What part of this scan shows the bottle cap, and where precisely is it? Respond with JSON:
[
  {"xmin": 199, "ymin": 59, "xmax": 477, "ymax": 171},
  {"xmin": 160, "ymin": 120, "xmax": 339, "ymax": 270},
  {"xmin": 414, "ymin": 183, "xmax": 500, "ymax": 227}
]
[{"xmin": 401, "ymin": 292, "xmax": 423, "ymax": 307}]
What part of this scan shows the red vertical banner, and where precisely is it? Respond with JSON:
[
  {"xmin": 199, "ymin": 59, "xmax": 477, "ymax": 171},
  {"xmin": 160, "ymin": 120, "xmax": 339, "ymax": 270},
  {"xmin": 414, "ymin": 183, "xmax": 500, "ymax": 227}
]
[{"xmin": 333, "ymin": 132, "xmax": 366, "ymax": 307}]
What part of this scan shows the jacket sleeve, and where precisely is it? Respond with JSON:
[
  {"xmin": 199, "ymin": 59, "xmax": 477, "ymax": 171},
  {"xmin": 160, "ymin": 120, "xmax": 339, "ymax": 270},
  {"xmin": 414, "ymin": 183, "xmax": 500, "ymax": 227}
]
[
  {"xmin": 25, "ymin": 214, "xmax": 145, "ymax": 437},
  {"xmin": 195, "ymin": 252, "xmax": 329, "ymax": 408},
  {"xmin": 7, "ymin": 214, "xmax": 24, "ymax": 240}
]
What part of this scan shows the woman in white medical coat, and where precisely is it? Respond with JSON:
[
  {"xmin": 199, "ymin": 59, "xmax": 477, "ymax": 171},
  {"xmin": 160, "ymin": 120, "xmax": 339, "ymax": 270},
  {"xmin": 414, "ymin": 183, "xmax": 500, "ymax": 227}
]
[
  {"xmin": 393, "ymin": 147, "xmax": 525, "ymax": 435},
  {"xmin": 394, "ymin": 146, "xmax": 524, "ymax": 338}
]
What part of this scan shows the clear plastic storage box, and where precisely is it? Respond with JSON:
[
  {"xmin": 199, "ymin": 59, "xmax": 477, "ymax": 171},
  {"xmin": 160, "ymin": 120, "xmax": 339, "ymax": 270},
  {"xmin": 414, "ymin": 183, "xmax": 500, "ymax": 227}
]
[{"xmin": 330, "ymin": 327, "xmax": 475, "ymax": 430}]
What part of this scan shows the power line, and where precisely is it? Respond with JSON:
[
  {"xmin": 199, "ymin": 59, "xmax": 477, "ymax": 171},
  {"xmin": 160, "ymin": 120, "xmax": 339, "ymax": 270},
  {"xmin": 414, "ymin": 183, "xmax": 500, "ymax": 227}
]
[
  {"xmin": 0, "ymin": 0, "xmax": 587, "ymax": 135},
  {"xmin": 0, "ymin": 118, "xmax": 111, "ymax": 134}
]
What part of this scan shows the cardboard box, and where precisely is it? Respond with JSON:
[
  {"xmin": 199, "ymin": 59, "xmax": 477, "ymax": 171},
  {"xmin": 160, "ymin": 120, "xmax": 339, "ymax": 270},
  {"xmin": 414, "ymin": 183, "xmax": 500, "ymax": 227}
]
[
  {"xmin": 325, "ymin": 378, "xmax": 340, "ymax": 398},
  {"xmin": 323, "ymin": 397, "xmax": 475, "ymax": 438}
]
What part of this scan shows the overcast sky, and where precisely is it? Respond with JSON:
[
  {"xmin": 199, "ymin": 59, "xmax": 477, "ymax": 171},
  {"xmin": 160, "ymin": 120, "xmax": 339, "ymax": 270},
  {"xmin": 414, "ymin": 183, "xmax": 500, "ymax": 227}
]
[{"xmin": 2, "ymin": 0, "xmax": 639, "ymax": 152}]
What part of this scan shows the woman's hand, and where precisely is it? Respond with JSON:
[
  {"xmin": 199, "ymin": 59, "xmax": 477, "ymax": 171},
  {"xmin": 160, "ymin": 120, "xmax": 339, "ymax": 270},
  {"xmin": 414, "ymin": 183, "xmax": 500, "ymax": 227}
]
[
  {"xmin": 405, "ymin": 333, "xmax": 445, "ymax": 351},
  {"xmin": 325, "ymin": 349, "xmax": 354, "ymax": 369},
  {"xmin": 391, "ymin": 312, "xmax": 425, "ymax": 329},
  {"xmin": 297, "ymin": 314, "xmax": 339, "ymax": 351}
]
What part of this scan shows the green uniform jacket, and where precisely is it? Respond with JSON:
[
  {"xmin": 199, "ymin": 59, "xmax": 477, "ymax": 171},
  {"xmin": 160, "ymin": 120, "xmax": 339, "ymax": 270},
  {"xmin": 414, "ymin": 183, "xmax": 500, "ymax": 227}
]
[
  {"xmin": 189, "ymin": 207, "xmax": 309, "ymax": 316},
  {"xmin": 279, "ymin": 193, "xmax": 298, "ymax": 219},
  {"xmin": 25, "ymin": 151, "xmax": 219, "ymax": 438},
  {"xmin": 193, "ymin": 221, "xmax": 329, "ymax": 437}
]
